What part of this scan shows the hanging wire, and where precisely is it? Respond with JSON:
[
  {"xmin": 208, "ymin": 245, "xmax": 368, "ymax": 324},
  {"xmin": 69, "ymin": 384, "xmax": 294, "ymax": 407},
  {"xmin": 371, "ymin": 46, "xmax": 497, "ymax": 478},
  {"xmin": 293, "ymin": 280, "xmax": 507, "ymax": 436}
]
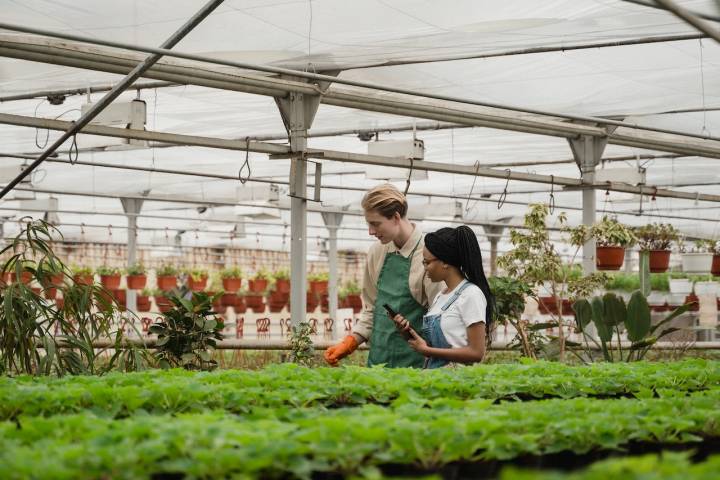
[
  {"xmin": 34, "ymin": 98, "xmax": 49, "ymax": 149},
  {"xmin": 68, "ymin": 135, "xmax": 79, "ymax": 164},
  {"xmin": 497, "ymin": 169, "xmax": 511, "ymax": 210},
  {"xmin": 638, "ymin": 184, "xmax": 644, "ymax": 216},
  {"xmin": 403, "ymin": 157, "xmax": 415, "ymax": 196},
  {"xmin": 464, "ymin": 160, "xmax": 481, "ymax": 216},
  {"xmin": 699, "ymin": 39, "xmax": 711, "ymax": 138},
  {"xmin": 238, "ymin": 137, "xmax": 252, "ymax": 184},
  {"xmin": 548, "ymin": 174, "xmax": 556, "ymax": 214}
]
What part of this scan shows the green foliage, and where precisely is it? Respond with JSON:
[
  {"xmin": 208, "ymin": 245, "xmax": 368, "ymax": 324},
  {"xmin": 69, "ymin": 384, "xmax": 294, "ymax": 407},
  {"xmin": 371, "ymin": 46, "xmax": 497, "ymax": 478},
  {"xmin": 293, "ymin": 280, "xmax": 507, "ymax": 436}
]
[
  {"xmin": 590, "ymin": 216, "xmax": 637, "ymax": 248},
  {"xmin": 184, "ymin": 267, "xmax": 208, "ymax": 281},
  {"xmin": 220, "ymin": 266, "xmax": 243, "ymax": 279},
  {"xmin": 572, "ymin": 291, "xmax": 691, "ymax": 362},
  {"xmin": 0, "ymin": 218, "xmax": 145, "ymax": 376},
  {"xmin": 155, "ymin": 264, "xmax": 178, "ymax": 276},
  {"xmin": 252, "ymin": 267, "xmax": 272, "ymax": 281},
  {"xmin": 488, "ymin": 277, "xmax": 531, "ymax": 325},
  {"xmin": 634, "ymin": 223, "xmax": 679, "ymax": 251},
  {"xmin": 95, "ymin": 265, "xmax": 120, "ymax": 276},
  {"xmin": 287, "ymin": 322, "xmax": 315, "ymax": 367},
  {"xmin": 308, "ymin": 271, "xmax": 329, "ymax": 282},
  {"xmin": 149, "ymin": 291, "xmax": 224, "ymax": 370},
  {"xmin": 71, "ymin": 265, "xmax": 93, "ymax": 276},
  {"xmin": 273, "ymin": 268, "xmax": 290, "ymax": 281},
  {"xmin": 125, "ymin": 263, "xmax": 146, "ymax": 275},
  {"xmin": 650, "ymin": 273, "xmax": 670, "ymax": 292},
  {"xmin": 604, "ymin": 273, "xmax": 640, "ymax": 292},
  {"xmin": 339, "ymin": 279, "xmax": 361, "ymax": 299}
]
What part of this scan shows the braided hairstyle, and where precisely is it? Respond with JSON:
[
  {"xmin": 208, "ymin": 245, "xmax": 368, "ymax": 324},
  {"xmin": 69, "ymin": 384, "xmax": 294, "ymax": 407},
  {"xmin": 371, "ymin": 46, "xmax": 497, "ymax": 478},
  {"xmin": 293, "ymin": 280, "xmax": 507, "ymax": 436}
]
[{"xmin": 425, "ymin": 225, "xmax": 495, "ymax": 343}]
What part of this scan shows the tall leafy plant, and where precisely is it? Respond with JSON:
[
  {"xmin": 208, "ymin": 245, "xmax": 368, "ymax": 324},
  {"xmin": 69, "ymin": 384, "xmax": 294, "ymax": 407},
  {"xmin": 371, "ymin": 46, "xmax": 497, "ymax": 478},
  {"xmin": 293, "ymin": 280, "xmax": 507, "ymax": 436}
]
[
  {"xmin": 498, "ymin": 204, "xmax": 607, "ymax": 360},
  {"xmin": 0, "ymin": 218, "xmax": 147, "ymax": 376}
]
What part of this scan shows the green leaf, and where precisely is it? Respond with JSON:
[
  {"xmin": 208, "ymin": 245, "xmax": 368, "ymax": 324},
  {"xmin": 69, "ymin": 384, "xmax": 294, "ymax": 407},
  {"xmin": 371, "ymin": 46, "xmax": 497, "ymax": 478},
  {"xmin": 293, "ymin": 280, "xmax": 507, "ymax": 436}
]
[
  {"xmin": 625, "ymin": 291, "xmax": 651, "ymax": 342},
  {"xmin": 572, "ymin": 299, "xmax": 592, "ymax": 332}
]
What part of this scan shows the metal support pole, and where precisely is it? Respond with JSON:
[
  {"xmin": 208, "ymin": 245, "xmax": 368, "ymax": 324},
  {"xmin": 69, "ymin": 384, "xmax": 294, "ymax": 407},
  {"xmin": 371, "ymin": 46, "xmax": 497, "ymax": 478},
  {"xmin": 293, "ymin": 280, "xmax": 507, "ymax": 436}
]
[
  {"xmin": 569, "ymin": 133, "xmax": 609, "ymax": 275},
  {"xmin": 481, "ymin": 224, "xmax": 507, "ymax": 276},
  {"xmin": 121, "ymin": 198, "xmax": 144, "ymax": 312},
  {"xmin": 0, "ymin": 0, "xmax": 224, "ymax": 200},
  {"xmin": 322, "ymin": 212, "xmax": 344, "ymax": 337}
]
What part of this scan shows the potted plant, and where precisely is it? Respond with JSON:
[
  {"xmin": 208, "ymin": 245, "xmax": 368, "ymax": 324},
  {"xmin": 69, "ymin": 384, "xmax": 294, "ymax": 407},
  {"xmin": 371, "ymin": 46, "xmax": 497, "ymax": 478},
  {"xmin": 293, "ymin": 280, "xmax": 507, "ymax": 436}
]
[
  {"xmin": 589, "ymin": 216, "xmax": 636, "ymax": 270},
  {"xmin": 306, "ymin": 291, "xmax": 319, "ymax": 312},
  {"xmin": 308, "ymin": 271, "xmax": 329, "ymax": 295},
  {"xmin": 96, "ymin": 265, "xmax": 122, "ymax": 289},
  {"xmin": 126, "ymin": 263, "xmax": 147, "ymax": 290},
  {"xmin": 244, "ymin": 283, "xmax": 266, "ymax": 312},
  {"xmin": 248, "ymin": 268, "xmax": 271, "ymax": 293},
  {"xmin": 342, "ymin": 279, "xmax": 362, "ymax": 314},
  {"xmin": 680, "ymin": 239, "xmax": 714, "ymax": 273},
  {"xmin": 273, "ymin": 268, "xmax": 290, "ymax": 294},
  {"xmin": 156, "ymin": 264, "xmax": 178, "ymax": 291},
  {"xmin": 708, "ymin": 240, "xmax": 720, "ymax": 276},
  {"xmin": 72, "ymin": 265, "xmax": 94, "ymax": 286},
  {"xmin": 153, "ymin": 289, "xmax": 173, "ymax": 313},
  {"xmin": 220, "ymin": 266, "xmax": 243, "ymax": 292},
  {"xmin": 137, "ymin": 288, "xmax": 152, "ymax": 312},
  {"xmin": 186, "ymin": 267, "xmax": 209, "ymax": 292},
  {"xmin": 634, "ymin": 223, "xmax": 679, "ymax": 273}
]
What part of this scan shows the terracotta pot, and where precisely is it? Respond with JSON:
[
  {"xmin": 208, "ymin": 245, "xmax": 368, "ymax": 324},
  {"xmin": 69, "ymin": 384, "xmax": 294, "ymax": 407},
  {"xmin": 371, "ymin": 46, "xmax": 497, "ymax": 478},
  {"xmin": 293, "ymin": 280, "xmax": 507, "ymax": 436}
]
[
  {"xmin": 268, "ymin": 303, "xmax": 285, "ymax": 313},
  {"xmin": 320, "ymin": 294, "xmax": 331, "ymax": 313},
  {"xmin": 50, "ymin": 274, "xmax": 64, "ymax": 287},
  {"xmin": 712, "ymin": 255, "xmax": 720, "ymax": 276},
  {"xmin": 155, "ymin": 295, "xmax": 173, "ymax": 313},
  {"xmin": 275, "ymin": 279, "xmax": 291, "ymax": 294},
  {"xmin": 187, "ymin": 276, "xmax": 207, "ymax": 292},
  {"xmin": 74, "ymin": 274, "xmax": 94, "ymax": 286},
  {"xmin": 649, "ymin": 250, "xmax": 671, "ymax": 273},
  {"xmin": 306, "ymin": 292, "xmax": 319, "ymax": 312},
  {"xmin": 684, "ymin": 294, "xmax": 700, "ymax": 312},
  {"xmin": 136, "ymin": 295, "xmax": 151, "ymax": 312},
  {"xmin": 596, "ymin": 246, "xmax": 625, "ymax": 271},
  {"xmin": 222, "ymin": 277, "xmax": 242, "ymax": 293},
  {"xmin": 537, "ymin": 296, "xmax": 560, "ymax": 315},
  {"xmin": 220, "ymin": 293, "xmax": 238, "ymax": 307},
  {"xmin": 113, "ymin": 289, "xmax": 127, "ymax": 304},
  {"xmin": 31, "ymin": 287, "xmax": 41, "ymax": 296},
  {"xmin": 248, "ymin": 279, "xmax": 268, "ymax": 293},
  {"xmin": 44, "ymin": 287, "xmax": 58, "ymax": 300},
  {"xmin": 55, "ymin": 297, "xmax": 64, "ymax": 309},
  {"xmin": 10, "ymin": 271, "xmax": 34, "ymax": 284},
  {"xmin": 309, "ymin": 280, "xmax": 328, "ymax": 295},
  {"xmin": 234, "ymin": 297, "xmax": 247, "ymax": 314},
  {"xmin": 346, "ymin": 294, "xmax": 363, "ymax": 314},
  {"xmin": 126, "ymin": 274, "xmax": 147, "ymax": 290},
  {"xmin": 244, "ymin": 294, "xmax": 265, "ymax": 309},
  {"xmin": 100, "ymin": 274, "xmax": 121, "ymax": 289},
  {"xmin": 156, "ymin": 275, "xmax": 177, "ymax": 291}
]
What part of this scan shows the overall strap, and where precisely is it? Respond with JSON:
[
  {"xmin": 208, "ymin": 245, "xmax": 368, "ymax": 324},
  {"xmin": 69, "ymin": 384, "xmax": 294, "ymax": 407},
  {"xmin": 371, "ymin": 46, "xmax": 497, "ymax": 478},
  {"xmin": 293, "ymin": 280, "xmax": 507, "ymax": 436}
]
[
  {"xmin": 441, "ymin": 280, "xmax": 473, "ymax": 311},
  {"xmin": 407, "ymin": 237, "xmax": 423, "ymax": 258}
]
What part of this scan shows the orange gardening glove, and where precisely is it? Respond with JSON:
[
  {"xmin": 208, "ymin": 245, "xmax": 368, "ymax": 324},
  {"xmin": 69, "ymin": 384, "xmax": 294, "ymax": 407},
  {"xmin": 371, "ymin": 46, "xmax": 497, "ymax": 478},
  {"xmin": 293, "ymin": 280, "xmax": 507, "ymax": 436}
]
[{"xmin": 323, "ymin": 335, "xmax": 359, "ymax": 366}]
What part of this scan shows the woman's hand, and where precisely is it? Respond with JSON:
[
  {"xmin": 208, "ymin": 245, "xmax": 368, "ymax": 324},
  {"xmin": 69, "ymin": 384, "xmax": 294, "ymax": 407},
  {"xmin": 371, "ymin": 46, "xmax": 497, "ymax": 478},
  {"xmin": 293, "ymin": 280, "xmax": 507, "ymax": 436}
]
[
  {"xmin": 392, "ymin": 314, "xmax": 411, "ymax": 333},
  {"xmin": 406, "ymin": 328, "xmax": 429, "ymax": 355}
]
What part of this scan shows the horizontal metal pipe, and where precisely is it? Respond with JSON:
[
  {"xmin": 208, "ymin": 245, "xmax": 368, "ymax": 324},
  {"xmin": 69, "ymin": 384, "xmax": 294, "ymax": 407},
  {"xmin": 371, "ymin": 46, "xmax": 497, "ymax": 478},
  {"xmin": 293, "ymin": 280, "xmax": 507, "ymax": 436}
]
[
  {"xmin": 2, "ymin": 26, "xmax": 720, "ymax": 143},
  {"xmin": 0, "ymin": 80, "xmax": 176, "ymax": 103}
]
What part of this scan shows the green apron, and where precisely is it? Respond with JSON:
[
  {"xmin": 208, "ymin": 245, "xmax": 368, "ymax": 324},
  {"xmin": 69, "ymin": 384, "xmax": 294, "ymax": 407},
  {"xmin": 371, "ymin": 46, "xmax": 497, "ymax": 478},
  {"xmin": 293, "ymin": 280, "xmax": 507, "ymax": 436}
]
[{"xmin": 367, "ymin": 238, "xmax": 427, "ymax": 368}]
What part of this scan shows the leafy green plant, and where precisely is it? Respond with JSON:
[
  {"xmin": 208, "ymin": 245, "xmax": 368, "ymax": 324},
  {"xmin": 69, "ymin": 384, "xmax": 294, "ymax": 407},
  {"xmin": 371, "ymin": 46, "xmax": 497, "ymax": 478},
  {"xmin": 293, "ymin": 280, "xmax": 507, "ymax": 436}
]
[
  {"xmin": 71, "ymin": 265, "xmax": 93, "ymax": 276},
  {"xmin": 95, "ymin": 265, "xmax": 120, "ymax": 276},
  {"xmin": 573, "ymin": 291, "xmax": 691, "ymax": 362},
  {"xmin": 140, "ymin": 287, "xmax": 153, "ymax": 297},
  {"xmin": 287, "ymin": 322, "xmax": 315, "ymax": 367},
  {"xmin": 308, "ymin": 271, "xmax": 329, "ymax": 282},
  {"xmin": 126, "ymin": 263, "xmax": 146, "ymax": 275},
  {"xmin": 252, "ymin": 268, "xmax": 272, "ymax": 281},
  {"xmin": 589, "ymin": 216, "xmax": 637, "ymax": 247},
  {"xmin": 0, "ymin": 218, "xmax": 145, "ymax": 376},
  {"xmin": 634, "ymin": 223, "xmax": 679, "ymax": 251},
  {"xmin": 273, "ymin": 269, "xmax": 290, "ymax": 281},
  {"xmin": 149, "ymin": 291, "xmax": 224, "ymax": 370},
  {"xmin": 220, "ymin": 266, "xmax": 243, "ymax": 279},
  {"xmin": 488, "ymin": 276, "xmax": 537, "ymax": 358},
  {"xmin": 604, "ymin": 273, "xmax": 640, "ymax": 292},
  {"xmin": 185, "ymin": 267, "xmax": 208, "ymax": 281},
  {"xmin": 156, "ymin": 264, "xmax": 178, "ymax": 276},
  {"xmin": 498, "ymin": 204, "xmax": 608, "ymax": 360}
]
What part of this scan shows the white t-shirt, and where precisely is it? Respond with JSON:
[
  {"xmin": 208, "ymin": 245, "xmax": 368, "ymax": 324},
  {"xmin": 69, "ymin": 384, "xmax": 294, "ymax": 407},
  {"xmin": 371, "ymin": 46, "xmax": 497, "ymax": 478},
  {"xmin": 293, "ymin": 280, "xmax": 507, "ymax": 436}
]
[{"xmin": 426, "ymin": 281, "xmax": 486, "ymax": 348}]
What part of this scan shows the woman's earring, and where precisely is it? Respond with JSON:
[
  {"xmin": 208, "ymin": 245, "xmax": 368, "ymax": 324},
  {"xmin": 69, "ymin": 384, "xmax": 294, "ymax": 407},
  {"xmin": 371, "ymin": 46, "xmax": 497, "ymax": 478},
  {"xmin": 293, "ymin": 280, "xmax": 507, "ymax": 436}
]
[{"xmin": 443, "ymin": 264, "xmax": 448, "ymax": 269}]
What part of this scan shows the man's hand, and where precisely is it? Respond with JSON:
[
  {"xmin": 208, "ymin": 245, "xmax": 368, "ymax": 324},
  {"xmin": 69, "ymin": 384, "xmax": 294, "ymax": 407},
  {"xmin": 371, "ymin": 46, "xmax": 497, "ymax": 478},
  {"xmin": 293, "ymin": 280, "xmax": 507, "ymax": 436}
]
[{"xmin": 323, "ymin": 335, "xmax": 359, "ymax": 366}]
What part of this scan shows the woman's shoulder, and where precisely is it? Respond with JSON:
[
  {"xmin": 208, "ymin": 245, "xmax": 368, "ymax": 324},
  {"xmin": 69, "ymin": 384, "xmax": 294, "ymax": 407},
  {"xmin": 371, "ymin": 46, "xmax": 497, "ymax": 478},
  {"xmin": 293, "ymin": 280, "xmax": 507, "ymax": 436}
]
[{"xmin": 459, "ymin": 282, "xmax": 486, "ymax": 302}]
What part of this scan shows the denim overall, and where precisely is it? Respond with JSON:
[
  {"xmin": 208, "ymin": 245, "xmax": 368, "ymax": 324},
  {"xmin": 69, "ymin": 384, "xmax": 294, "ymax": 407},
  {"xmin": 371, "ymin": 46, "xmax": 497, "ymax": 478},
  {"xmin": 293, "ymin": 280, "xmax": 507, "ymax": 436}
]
[{"xmin": 422, "ymin": 280, "xmax": 473, "ymax": 369}]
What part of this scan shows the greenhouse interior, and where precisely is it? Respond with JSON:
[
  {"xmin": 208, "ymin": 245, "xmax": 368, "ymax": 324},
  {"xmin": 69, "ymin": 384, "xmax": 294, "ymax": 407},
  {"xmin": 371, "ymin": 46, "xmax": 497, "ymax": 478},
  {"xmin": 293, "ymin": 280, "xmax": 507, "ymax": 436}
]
[{"xmin": 1, "ymin": 0, "xmax": 720, "ymax": 478}]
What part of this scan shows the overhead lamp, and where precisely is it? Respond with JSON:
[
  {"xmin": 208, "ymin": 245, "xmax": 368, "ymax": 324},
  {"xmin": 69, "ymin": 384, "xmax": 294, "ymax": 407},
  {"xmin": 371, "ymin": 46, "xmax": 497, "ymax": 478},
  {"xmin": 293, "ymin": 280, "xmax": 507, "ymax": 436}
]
[
  {"xmin": 77, "ymin": 99, "xmax": 148, "ymax": 150},
  {"xmin": 365, "ymin": 139, "xmax": 428, "ymax": 181}
]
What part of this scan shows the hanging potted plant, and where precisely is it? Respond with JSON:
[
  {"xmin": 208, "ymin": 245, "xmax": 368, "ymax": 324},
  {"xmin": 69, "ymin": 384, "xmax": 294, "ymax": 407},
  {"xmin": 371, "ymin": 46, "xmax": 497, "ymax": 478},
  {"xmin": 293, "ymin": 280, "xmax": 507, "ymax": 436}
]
[
  {"xmin": 137, "ymin": 288, "xmax": 152, "ymax": 312},
  {"xmin": 633, "ymin": 223, "xmax": 679, "ymax": 273},
  {"xmin": 306, "ymin": 291, "xmax": 319, "ymax": 312},
  {"xmin": 708, "ymin": 240, "xmax": 720, "ymax": 276},
  {"xmin": 248, "ymin": 268, "xmax": 271, "ymax": 293},
  {"xmin": 220, "ymin": 266, "xmax": 243, "ymax": 292},
  {"xmin": 156, "ymin": 264, "xmax": 178, "ymax": 291},
  {"xmin": 72, "ymin": 265, "xmax": 94, "ymax": 286},
  {"xmin": 153, "ymin": 289, "xmax": 173, "ymax": 313},
  {"xmin": 342, "ymin": 279, "xmax": 362, "ymax": 314},
  {"xmin": 186, "ymin": 267, "xmax": 208, "ymax": 292},
  {"xmin": 273, "ymin": 268, "xmax": 290, "ymax": 294},
  {"xmin": 96, "ymin": 265, "xmax": 122, "ymax": 289},
  {"xmin": 126, "ymin": 263, "xmax": 147, "ymax": 290},
  {"xmin": 308, "ymin": 271, "xmax": 329, "ymax": 295},
  {"xmin": 680, "ymin": 239, "xmax": 714, "ymax": 273},
  {"xmin": 589, "ymin": 216, "xmax": 636, "ymax": 271}
]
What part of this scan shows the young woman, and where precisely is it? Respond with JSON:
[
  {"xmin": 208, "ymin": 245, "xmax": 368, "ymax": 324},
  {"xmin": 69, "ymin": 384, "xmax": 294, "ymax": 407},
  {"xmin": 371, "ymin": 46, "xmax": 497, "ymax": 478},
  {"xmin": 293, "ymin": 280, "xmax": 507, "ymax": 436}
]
[
  {"xmin": 393, "ymin": 226, "xmax": 494, "ymax": 368},
  {"xmin": 323, "ymin": 183, "xmax": 442, "ymax": 368}
]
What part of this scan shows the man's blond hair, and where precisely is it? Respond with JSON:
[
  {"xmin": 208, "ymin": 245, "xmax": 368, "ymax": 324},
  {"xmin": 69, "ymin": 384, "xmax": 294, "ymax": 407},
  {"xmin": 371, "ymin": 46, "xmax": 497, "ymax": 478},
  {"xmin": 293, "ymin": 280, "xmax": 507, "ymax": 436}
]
[{"xmin": 361, "ymin": 183, "xmax": 408, "ymax": 219}]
